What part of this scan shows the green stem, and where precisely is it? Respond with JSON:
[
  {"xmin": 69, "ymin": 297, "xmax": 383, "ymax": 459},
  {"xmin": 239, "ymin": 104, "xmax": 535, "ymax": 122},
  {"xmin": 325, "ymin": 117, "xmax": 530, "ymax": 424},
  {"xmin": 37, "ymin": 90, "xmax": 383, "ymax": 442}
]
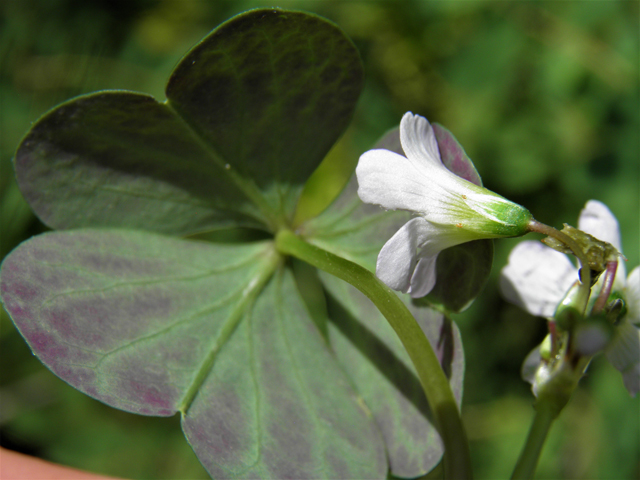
[
  {"xmin": 527, "ymin": 219, "xmax": 592, "ymax": 296},
  {"xmin": 179, "ymin": 244, "xmax": 282, "ymax": 414},
  {"xmin": 275, "ymin": 229, "xmax": 472, "ymax": 480},
  {"xmin": 510, "ymin": 398, "xmax": 559, "ymax": 479}
]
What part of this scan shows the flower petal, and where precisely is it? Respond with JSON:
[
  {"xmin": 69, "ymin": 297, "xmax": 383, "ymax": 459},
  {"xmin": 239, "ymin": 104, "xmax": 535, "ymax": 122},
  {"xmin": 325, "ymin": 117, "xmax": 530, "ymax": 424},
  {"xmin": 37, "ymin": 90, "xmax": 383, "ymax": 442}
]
[
  {"xmin": 432, "ymin": 123, "xmax": 483, "ymax": 187},
  {"xmin": 521, "ymin": 344, "xmax": 542, "ymax": 386},
  {"xmin": 357, "ymin": 112, "xmax": 532, "ymax": 237},
  {"xmin": 500, "ymin": 241, "xmax": 577, "ymax": 317},
  {"xmin": 605, "ymin": 320, "xmax": 640, "ymax": 396},
  {"xmin": 626, "ymin": 266, "xmax": 640, "ymax": 326},
  {"xmin": 356, "ymin": 146, "xmax": 483, "ymax": 226},
  {"xmin": 356, "ymin": 148, "xmax": 436, "ymax": 214},
  {"xmin": 578, "ymin": 200, "xmax": 622, "ymax": 251},
  {"xmin": 376, "ymin": 217, "xmax": 431, "ymax": 293},
  {"xmin": 356, "ymin": 146, "xmax": 513, "ymax": 233},
  {"xmin": 376, "ymin": 217, "xmax": 471, "ymax": 296},
  {"xmin": 399, "ymin": 112, "xmax": 443, "ymax": 170},
  {"xmin": 409, "ymin": 253, "xmax": 440, "ymax": 298}
]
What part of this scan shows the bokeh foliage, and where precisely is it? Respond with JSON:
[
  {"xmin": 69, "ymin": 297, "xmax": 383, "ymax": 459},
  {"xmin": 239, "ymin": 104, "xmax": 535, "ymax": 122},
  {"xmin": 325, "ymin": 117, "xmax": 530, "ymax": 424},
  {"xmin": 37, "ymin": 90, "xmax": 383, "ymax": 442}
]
[{"xmin": 1, "ymin": 1, "xmax": 637, "ymax": 479}]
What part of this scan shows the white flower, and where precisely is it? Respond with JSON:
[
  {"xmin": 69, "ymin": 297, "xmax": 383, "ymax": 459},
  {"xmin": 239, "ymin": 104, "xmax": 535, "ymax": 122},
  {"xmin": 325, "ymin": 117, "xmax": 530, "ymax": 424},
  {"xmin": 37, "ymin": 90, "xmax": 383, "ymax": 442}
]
[
  {"xmin": 501, "ymin": 200, "xmax": 640, "ymax": 395},
  {"xmin": 355, "ymin": 112, "xmax": 532, "ymax": 297}
]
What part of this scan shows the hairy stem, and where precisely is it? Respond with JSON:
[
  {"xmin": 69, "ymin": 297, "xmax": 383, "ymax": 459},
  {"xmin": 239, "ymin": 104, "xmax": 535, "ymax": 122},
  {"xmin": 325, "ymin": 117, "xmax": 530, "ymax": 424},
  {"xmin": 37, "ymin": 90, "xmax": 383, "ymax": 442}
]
[{"xmin": 275, "ymin": 229, "xmax": 472, "ymax": 480}]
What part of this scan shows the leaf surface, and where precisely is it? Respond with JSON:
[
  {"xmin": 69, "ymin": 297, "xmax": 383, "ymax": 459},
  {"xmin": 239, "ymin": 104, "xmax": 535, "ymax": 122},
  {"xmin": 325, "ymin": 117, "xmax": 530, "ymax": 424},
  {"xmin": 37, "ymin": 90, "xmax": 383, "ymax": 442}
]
[
  {"xmin": 182, "ymin": 268, "xmax": 387, "ymax": 479},
  {"xmin": 299, "ymin": 122, "xmax": 475, "ymax": 475},
  {"xmin": 15, "ymin": 92, "xmax": 266, "ymax": 234},
  {"xmin": 14, "ymin": 9, "xmax": 364, "ymax": 234},
  {"xmin": 167, "ymin": 9, "xmax": 364, "ymax": 224},
  {"xmin": 0, "ymin": 230, "xmax": 387, "ymax": 479},
  {"xmin": 0, "ymin": 230, "xmax": 276, "ymax": 415},
  {"xmin": 320, "ymin": 271, "xmax": 464, "ymax": 478}
]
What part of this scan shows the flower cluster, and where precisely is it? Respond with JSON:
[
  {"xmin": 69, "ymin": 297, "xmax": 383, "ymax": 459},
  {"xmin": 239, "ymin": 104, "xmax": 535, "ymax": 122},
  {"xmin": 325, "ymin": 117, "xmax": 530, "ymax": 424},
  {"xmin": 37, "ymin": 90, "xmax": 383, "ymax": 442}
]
[
  {"xmin": 356, "ymin": 112, "xmax": 637, "ymax": 398},
  {"xmin": 356, "ymin": 112, "xmax": 532, "ymax": 297},
  {"xmin": 501, "ymin": 200, "xmax": 639, "ymax": 396}
]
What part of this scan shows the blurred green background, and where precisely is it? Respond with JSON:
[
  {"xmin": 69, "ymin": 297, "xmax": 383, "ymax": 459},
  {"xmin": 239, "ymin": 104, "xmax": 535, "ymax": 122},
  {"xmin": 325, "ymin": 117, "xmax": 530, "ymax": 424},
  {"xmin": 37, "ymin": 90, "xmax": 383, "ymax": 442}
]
[{"xmin": 1, "ymin": 1, "xmax": 638, "ymax": 479}]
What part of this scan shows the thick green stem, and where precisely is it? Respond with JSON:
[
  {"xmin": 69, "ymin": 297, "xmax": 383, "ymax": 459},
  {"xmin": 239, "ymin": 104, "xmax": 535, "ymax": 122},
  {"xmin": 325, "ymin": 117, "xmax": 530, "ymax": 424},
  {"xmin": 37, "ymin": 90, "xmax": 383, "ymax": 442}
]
[
  {"xmin": 275, "ymin": 229, "xmax": 472, "ymax": 480},
  {"xmin": 510, "ymin": 399, "xmax": 559, "ymax": 479}
]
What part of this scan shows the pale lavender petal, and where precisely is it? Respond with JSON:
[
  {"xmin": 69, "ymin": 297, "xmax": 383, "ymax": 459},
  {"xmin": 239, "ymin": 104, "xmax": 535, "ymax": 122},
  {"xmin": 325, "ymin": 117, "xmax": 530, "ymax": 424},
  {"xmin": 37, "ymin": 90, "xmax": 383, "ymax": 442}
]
[
  {"xmin": 578, "ymin": 200, "xmax": 622, "ymax": 251},
  {"xmin": 432, "ymin": 123, "xmax": 482, "ymax": 187},
  {"xmin": 626, "ymin": 267, "xmax": 640, "ymax": 326},
  {"xmin": 376, "ymin": 217, "xmax": 431, "ymax": 293},
  {"xmin": 605, "ymin": 321, "xmax": 640, "ymax": 396},
  {"xmin": 416, "ymin": 221, "xmax": 481, "ymax": 257},
  {"xmin": 382, "ymin": 219, "xmax": 477, "ymax": 297},
  {"xmin": 408, "ymin": 253, "xmax": 440, "ymax": 298},
  {"xmin": 372, "ymin": 121, "xmax": 483, "ymax": 187},
  {"xmin": 500, "ymin": 241, "xmax": 577, "ymax": 317},
  {"xmin": 521, "ymin": 344, "xmax": 543, "ymax": 385},
  {"xmin": 574, "ymin": 323, "xmax": 612, "ymax": 356},
  {"xmin": 622, "ymin": 364, "xmax": 640, "ymax": 397}
]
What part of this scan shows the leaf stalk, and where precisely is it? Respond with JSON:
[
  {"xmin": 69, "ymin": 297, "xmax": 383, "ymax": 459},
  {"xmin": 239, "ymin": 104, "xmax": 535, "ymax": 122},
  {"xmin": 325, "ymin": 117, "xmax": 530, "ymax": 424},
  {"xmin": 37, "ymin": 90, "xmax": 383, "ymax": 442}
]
[{"xmin": 275, "ymin": 229, "xmax": 472, "ymax": 480}]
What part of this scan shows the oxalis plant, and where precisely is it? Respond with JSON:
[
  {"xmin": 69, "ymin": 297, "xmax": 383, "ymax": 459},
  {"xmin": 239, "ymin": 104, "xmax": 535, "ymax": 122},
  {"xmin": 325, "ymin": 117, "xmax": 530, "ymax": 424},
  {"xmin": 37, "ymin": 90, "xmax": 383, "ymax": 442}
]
[{"xmin": 1, "ymin": 8, "xmax": 637, "ymax": 480}]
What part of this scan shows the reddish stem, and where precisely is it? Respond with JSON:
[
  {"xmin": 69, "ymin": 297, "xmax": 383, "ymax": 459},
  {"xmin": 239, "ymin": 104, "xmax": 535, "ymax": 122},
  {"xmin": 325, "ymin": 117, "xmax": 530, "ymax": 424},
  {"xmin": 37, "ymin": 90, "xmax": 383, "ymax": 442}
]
[
  {"xmin": 548, "ymin": 320, "xmax": 558, "ymax": 354},
  {"xmin": 592, "ymin": 261, "xmax": 618, "ymax": 314}
]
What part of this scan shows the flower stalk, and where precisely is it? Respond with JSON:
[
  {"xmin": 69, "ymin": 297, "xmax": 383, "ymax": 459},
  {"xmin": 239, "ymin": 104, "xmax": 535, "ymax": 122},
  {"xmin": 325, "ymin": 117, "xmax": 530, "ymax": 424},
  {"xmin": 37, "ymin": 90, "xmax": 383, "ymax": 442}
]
[
  {"xmin": 275, "ymin": 229, "xmax": 472, "ymax": 480},
  {"xmin": 510, "ymin": 398, "xmax": 558, "ymax": 480},
  {"xmin": 503, "ymin": 200, "xmax": 640, "ymax": 478},
  {"xmin": 526, "ymin": 218, "xmax": 592, "ymax": 291}
]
